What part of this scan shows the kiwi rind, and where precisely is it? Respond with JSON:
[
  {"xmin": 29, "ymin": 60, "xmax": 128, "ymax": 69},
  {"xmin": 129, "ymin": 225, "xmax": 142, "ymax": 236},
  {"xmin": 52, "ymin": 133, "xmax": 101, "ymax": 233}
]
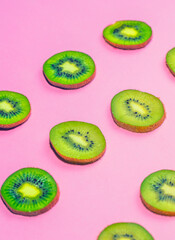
[
  {"xmin": 111, "ymin": 89, "xmax": 165, "ymax": 133},
  {"xmin": 97, "ymin": 222, "xmax": 154, "ymax": 240},
  {"xmin": 50, "ymin": 141, "xmax": 106, "ymax": 165},
  {"xmin": 103, "ymin": 20, "xmax": 152, "ymax": 50},
  {"xmin": 49, "ymin": 121, "xmax": 106, "ymax": 164},
  {"xmin": 140, "ymin": 170, "xmax": 175, "ymax": 216},
  {"xmin": 0, "ymin": 91, "xmax": 31, "ymax": 129},
  {"xmin": 1, "ymin": 190, "xmax": 59, "ymax": 217},
  {"xmin": 43, "ymin": 51, "xmax": 96, "ymax": 89},
  {"xmin": 166, "ymin": 48, "xmax": 175, "ymax": 76},
  {"xmin": 0, "ymin": 168, "xmax": 59, "ymax": 216}
]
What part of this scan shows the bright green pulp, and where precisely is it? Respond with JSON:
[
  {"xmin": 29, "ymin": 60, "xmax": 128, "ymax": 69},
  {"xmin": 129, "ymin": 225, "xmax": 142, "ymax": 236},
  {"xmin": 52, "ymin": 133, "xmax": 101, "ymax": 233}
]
[
  {"xmin": 166, "ymin": 48, "xmax": 175, "ymax": 73},
  {"xmin": 43, "ymin": 51, "xmax": 95, "ymax": 86},
  {"xmin": 98, "ymin": 222, "xmax": 154, "ymax": 240},
  {"xmin": 141, "ymin": 170, "xmax": 175, "ymax": 213},
  {"xmin": 50, "ymin": 121, "xmax": 106, "ymax": 160},
  {"xmin": 103, "ymin": 20, "xmax": 152, "ymax": 46},
  {"xmin": 0, "ymin": 91, "xmax": 31, "ymax": 125},
  {"xmin": 111, "ymin": 89, "xmax": 164, "ymax": 127},
  {"xmin": 1, "ymin": 168, "xmax": 58, "ymax": 213}
]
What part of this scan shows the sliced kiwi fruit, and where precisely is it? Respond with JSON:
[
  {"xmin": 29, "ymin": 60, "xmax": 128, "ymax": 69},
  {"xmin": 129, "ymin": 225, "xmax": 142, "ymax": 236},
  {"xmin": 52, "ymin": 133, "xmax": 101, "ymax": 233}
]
[
  {"xmin": 140, "ymin": 170, "xmax": 175, "ymax": 216},
  {"xmin": 97, "ymin": 222, "xmax": 154, "ymax": 240},
  {"xmin": 103, "ymin": 20, "xmax": 152, "ymax": 49},
  {"xmin": 166, "ymin": 47, "xmax": 175, "ymax": 76},
  {"xmin": 43, "ymin": 51, "xmax": 96, "ymax": 89},
  {"xmin": 50, "ymin": 121, "xmax": 106, "ymax": 164},
  {"xmin": 0, "ymin": 91, "xmax": 31, "ymax": 129},
  {"xmin": 111, "ymin": 89, "xmax": 165, "ymax": 133},
  {"xmin": 0, "ymin": 168, "xmax": 59, "ymax": 216}
]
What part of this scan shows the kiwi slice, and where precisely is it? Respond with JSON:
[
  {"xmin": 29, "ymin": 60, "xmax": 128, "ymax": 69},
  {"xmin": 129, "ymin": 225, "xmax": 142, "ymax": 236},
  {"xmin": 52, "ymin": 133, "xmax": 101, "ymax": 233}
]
[
  {"xmin": 103, "ymin": 20, "xmax": 152, "ymax": 49},
  {"xmin": 43, "ymin": 51, "xmax": 96, "ymax": 89},
  {"xmin": 140, "ymin": 170, "xmax": 175, "ymax": 216},
  {"xmin": 111, "ymin": 89, "xmax": 165, "ymax": 133},
  {"xmin": 0, "ymin": 91, "xmax": 31, "ymax": 129},
  {"xmin": 50, "ymin": 121, "xmax": 106, "ymax": 164},
  {"xmin": 97, "ymin": 222, "xmax": 154, "ymax": 240},
  {"xmin": 166, "ymin": 48, "xmax": 175, "ymax": 76},
  {"xmin": 0, "ymin": 168, "xmax": 59, "ymax": 216}
]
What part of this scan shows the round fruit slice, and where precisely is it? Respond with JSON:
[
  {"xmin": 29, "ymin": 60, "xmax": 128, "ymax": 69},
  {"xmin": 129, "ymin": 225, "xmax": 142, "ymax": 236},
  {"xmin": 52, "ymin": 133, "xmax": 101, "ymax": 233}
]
[
  {"xmin": 111, "ymin": 89, "xmax": 165, "ymax": 133},
  {"xmin": 50, "ymin": 121, "xmax": 106, "ymax": 164},
  {"xmin": 140, "ymin": 170, "xmax": 175, "ymax": 216},
  {"xmin": 43, "ymin": 51, "xmax": 96, "ymax": 89},
  {"xmin": 0, "ymin": 91, "xmax": 31, "ymax": 129},
  {"xmin": 98, "ymin": 222, "xmax": 154, "ymax": 240},
  {"xmin": 103, "ymin": 20, "xmax": 152, "ymax": 49},
  {"xmin": 166, "ymin": 47, "xmax": 175, "ymax": 76},
  {"xmin": 0, "ymin": 168, "xmax": 59, "ymax": 216}
]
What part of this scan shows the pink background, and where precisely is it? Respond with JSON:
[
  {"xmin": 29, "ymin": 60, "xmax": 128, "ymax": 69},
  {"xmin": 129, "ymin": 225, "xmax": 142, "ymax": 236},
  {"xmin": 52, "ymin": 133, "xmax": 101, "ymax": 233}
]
[{"xmin": 1, "ymin": 0, "xmax": 175, "ymax": 239}]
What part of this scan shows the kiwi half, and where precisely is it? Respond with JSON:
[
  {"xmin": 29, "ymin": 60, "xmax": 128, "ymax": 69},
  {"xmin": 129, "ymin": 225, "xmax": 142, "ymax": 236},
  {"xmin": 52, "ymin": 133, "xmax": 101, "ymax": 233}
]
[
  {"xmin": 0, "ymin": 168, "xmax": 59, "ymax": 216},
  {"xmin": 50, "ymin": 121, "xmax": 106, "ymax": 164},
  {"xmin": 97, "ymin": 222, "xmax": 154, "ymax": 240},
  {"xmin": 111, "ymin": 89, "xmax": 165, "ymax": 133},
  {"xmin": 140, "ymin": 170, "xmax": 175, "ymax": 216},
  {"xmin": 43, "ymin": 51, "xmax": 96, "ymax": 89},
  {"xmin": 103, "ymin": 20, "xmax": 152, "ymax": 49},
  {"xmin": 0, "ymin": 91, "xmax": 31, "ymax": 129},
  {"xmin": 166, "ymin": 47, "xmax": 175, "ymax": 76}
]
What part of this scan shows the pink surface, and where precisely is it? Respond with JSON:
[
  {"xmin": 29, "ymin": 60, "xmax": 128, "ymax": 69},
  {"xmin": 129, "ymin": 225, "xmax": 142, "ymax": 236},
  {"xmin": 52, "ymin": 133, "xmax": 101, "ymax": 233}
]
[{"xmin": 1, "ymin": 0, "xmax": 175, "ymax": 239}]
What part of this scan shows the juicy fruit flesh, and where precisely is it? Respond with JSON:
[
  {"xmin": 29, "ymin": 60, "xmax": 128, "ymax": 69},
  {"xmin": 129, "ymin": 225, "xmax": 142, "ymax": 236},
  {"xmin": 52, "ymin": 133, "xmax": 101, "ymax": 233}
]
[
  {"xmin": 17, "ymin": 183, "xmax": 42, "ymax": 198},
  {"xmin": 43, "ymin": 51, "xmax": 95, "ymax": 85},
  {"xmin": 1, "ymin": 168, "xmax": 58, "ymax": 213},
  {"xmin": 0, "ymin": 101, "xmax": 14, "ymax": 112},
  {"xmin": 60, "ymin": 61, "xmax": 79, "ymax": 73},
  {"xmin": 161, "ymin": 184, "xmax": 175, "ymax": 197},
  {"xmin": 69, "ymin": 134, "xmax": 89, "ymax": 147},
  {"xmin": 166, "ymin": 48, "xmax": 175, "ymax": 73},
  {"xmin": 114, "ymin": 237, "xmax": 131, "ymax": 240},
  {"xmin": 120, "ymin": 27, "xmax": 138, "ymax": 37},
  {"xmin": 103, "ymin": 20, "xmax": 152, "ymax": 46},
  {"xmin": 141, "ymin": 170, "xmax": 175, "ymax": 212},
  {"xmin": 0, "ymin": 91, "xmax": 31, "ymax": 125},
  {"xmin": 111, "ymin": 90, "xmax": 165, "ymax": 127},
  {"xmin": 98, "ymin": 222, "xmax": 154, "ymax": 240},
  {"xmin": 50, "ymin": 121, "xmax": 106, "ymax": 160}
]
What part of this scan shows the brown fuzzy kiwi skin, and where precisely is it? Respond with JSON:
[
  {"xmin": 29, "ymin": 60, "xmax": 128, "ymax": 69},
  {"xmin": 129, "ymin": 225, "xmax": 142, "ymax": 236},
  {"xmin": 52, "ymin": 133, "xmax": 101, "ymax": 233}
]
[
  {"xmin": 43, "ymin": 67, "xmax": 96, "ymax": 89},
  {"xmin": 140, "ymin": 193, "xmax": 175, "ymax": 216},
  {"xmin": 103, "ymin": 34, "xmax": 152, "ymax": 50},
  {"xmin": 0, "ymin": 183, "xmax": 60, "ymax": 217},
  {"xmin": 111, "ymin": 105, "xmax": 166, "ymax": 133},
  {"xmin": 0, "ymin": 111, "xmax": 31, "ymax": 130},
  {"xmin": 50, "ymin": 140, "xmax": 106, "ymax": 165}
]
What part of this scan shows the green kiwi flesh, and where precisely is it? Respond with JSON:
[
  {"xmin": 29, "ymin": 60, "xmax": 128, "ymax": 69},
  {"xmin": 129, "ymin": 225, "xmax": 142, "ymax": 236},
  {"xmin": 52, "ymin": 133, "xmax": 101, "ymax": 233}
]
[
  {"xmin": 103, "ymin": 20, "xmax": 152, "ymax": 49},
  {"xmin": 0, "ymin": 91, "xmax": 31, "ymax": 129},
  {"xmin": 0, "ymin": 168, "xmax": 59, "ymax": 216},
  {"xmin": 140, "ymin": 170, "xmax": 175, "ymax": 215},
  {"xmin": 50, "ymin": 121, "xmax": 106, "ymax": 164},
  {"xmin": 111, "ymin": 90, "xmax": 165, "ymax": 133},
  {"xmin": 166, "ymin": 48, "xmax": 175, "ymax": 76},
  {"xmin": 43, "ymin": 51, "xmax": 96, "ymax": 89},
  {"xmin": 98, "ymin": 222, "xmax": 154, "ymax": 240}
]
